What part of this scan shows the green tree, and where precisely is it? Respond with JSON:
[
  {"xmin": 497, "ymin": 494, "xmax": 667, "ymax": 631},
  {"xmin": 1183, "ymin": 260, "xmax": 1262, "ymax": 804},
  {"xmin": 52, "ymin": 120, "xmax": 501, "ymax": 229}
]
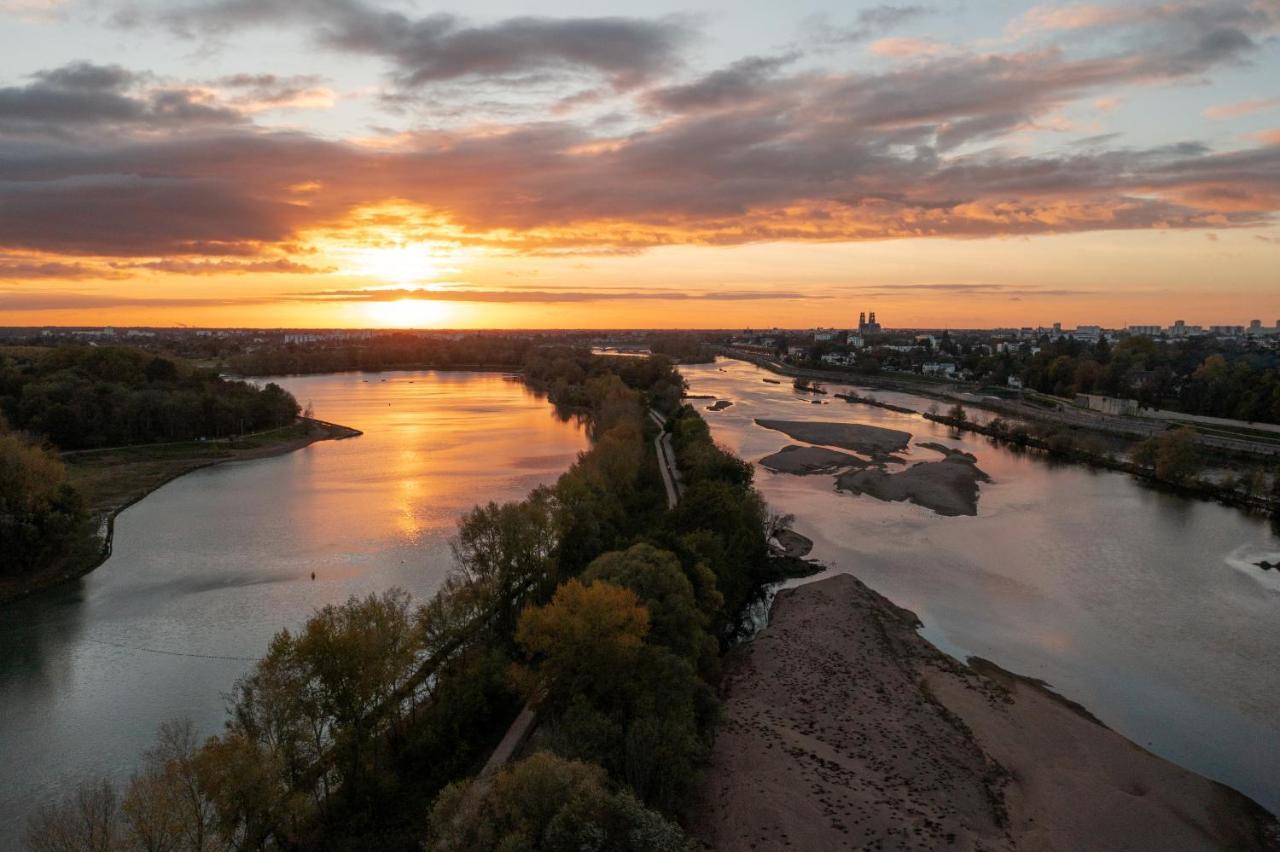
[
  {"xmin": 427, "ymin": 753, "xmax": 689, "ymax": 851},
  {"xmin": 583, "ymin": 544, "xmax": 719, "ymax": 679},
  {"xmin": 1133, "ymin": 428, "xmax": 1201, "ymax": 483},
  {"xmin": 451, "ymin": 491, "xmax": 562, "ymax": 636}
]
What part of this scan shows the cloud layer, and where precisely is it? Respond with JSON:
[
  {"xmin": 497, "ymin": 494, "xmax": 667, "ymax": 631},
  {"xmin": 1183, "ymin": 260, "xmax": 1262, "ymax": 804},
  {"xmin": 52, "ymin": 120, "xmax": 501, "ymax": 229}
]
[{"xmin": 1, "ymin": 0, "xmax": 1278, "ymax": 285}]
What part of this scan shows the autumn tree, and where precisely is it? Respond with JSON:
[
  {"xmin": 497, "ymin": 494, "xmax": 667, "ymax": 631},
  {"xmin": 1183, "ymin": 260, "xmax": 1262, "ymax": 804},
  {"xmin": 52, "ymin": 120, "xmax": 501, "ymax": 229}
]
[
  {"xmin": 514, "ymin": 579, "xmax": 649, "ymax": 710},
  {"xmin": 0, "ymin": 430, "xmax": 87, "ymax": 576},
  {"xmin": 1133, "ymin": 427, "xmax": 1201, "ymax": 484}
]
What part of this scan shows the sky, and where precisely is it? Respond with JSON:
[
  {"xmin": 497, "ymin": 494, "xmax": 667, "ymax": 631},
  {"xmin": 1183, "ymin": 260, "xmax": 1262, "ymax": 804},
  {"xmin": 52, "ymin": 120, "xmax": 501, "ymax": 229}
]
[{"xmin": 0, "ymin": 0, "xmax": 1277, "ymax": 329}]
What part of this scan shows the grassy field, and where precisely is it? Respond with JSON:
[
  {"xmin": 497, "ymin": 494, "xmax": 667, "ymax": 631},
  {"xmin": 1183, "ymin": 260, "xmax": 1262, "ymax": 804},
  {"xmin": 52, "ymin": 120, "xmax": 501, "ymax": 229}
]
[{"xmin": 64, "ymin": 422, "xmax": 313, "ymax": 515}]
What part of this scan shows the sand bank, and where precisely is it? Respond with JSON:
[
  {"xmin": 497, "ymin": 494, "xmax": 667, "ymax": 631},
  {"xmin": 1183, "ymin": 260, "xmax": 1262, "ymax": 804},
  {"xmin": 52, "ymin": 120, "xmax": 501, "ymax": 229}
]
[
  {"xmin": 693, "ymin": 575, "xmax": 1278, "ymax": 851},
  {"xmin": 836, "ymin": 444, "xmax": 990, "ymax": 516},
  {"xmin": 759, "ymin": 444, "xmax": 866, "ymax": 475},
  {"xmin": 707, "ymin": 400, "xmax": 734, "ymax": 411},
  {"xmin": 755, "ymin": 419, "xmax": 911, "ymax": 458},
  {"xmin": 770, "ymin": 528, "xmax": 814, "ymax": 558}
]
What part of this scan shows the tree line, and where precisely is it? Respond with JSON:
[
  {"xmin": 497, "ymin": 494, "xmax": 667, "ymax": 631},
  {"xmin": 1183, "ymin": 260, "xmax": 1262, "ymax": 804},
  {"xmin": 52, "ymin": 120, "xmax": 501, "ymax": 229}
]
[
  {"xmin": 1, "ymin": 345, "xmax": 300, "ymax": 450},
  {"xmin": 226, "ymin": 334, "xmax": 538, "ymax": 377},
  {"xmin": 27, "ymin": 350, "xmax": 781, "ymax": 850},
  {"xmin": 0, "ymin": 345, "xmax": 301, "ymax": 580}
]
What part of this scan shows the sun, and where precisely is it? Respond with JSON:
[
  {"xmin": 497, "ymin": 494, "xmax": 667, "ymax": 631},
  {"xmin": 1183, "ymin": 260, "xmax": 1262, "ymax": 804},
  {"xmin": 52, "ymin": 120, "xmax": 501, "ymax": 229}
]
[
  {"xmin": 348, "ymin": 242, "xmax": 440, "ymax": 285},
  {"xmin": 364, "ymin": 298, "xmax": 452, "ymax": 328}
]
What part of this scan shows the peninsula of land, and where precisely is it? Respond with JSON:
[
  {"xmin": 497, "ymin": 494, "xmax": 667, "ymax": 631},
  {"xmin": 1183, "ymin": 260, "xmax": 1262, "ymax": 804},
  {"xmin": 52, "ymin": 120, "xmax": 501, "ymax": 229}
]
[
  {"xmin": 694, "ymin": 574, "xmax": 1279, "ymax": 851},
  {"xmin": 0, "ymin": 417, "xmax": 360, "ymax": 605}
]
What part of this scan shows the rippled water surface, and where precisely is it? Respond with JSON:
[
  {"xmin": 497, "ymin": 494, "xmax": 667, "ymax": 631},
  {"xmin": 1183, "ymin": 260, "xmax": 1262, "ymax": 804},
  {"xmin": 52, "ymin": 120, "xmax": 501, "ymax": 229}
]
[
  {"xmin": 0, "ymin": 371, "xmax": 586, "ymax": 846},
  {"xmin": 686, "ymin": 358, "xmax": 1280, "ymax": 813}
]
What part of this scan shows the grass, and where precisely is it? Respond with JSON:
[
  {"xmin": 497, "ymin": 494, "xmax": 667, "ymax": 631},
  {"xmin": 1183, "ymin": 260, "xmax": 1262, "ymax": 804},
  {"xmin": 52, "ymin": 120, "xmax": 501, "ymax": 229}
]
[
  {"xmin": 65, "ymin": 422, "xmax": 313, "ymax": 515},
  {"xmin": 2, "ymin": 420, "xmax": 336, "ymax": 605}
]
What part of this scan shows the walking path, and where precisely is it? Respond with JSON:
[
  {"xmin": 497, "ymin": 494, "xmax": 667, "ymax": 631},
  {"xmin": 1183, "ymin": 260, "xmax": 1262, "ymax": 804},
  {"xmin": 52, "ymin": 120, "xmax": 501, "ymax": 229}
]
[{"xmin": 478, "ymin": 407, "xmax": 681, "ymax": 779}]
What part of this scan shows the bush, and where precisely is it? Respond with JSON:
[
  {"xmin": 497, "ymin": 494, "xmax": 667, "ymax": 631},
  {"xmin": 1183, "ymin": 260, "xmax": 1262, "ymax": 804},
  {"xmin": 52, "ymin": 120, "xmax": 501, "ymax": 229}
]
[{"xmin": 427, "ymin": 753, "xmax": 690, "ymax": 851}]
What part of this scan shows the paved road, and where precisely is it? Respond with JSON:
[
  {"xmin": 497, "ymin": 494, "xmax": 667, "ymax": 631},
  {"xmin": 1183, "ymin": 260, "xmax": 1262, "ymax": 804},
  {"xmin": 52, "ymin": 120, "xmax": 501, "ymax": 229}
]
[{"xmin": 650, "ymin": 408, "xmax": 682, "ymax": 509}]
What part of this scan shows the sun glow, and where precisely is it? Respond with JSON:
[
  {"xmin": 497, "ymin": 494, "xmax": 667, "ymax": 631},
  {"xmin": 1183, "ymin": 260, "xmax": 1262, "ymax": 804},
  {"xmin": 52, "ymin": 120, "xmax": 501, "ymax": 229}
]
[
  {"xmin": 363, "ymin": 297, "xmax": 452, "ymax": 327},
  {"xmin": 347, "ymin": 242, "xmax": 442, "ymax": 285}
]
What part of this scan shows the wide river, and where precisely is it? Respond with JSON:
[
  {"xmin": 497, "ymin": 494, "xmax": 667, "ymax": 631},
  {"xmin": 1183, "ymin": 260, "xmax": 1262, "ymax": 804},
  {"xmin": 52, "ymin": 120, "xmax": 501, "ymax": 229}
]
[
  {"xmin": 684, "ymin": 358, "xmax": 1280, "ymax": 814},
  {"xmin": 0, "ymin": 371, "xmax": 587, "ymax": 848},
  {"xmin": 3, "ymin": 362, "xmax": 1279, "ymax": 843}
]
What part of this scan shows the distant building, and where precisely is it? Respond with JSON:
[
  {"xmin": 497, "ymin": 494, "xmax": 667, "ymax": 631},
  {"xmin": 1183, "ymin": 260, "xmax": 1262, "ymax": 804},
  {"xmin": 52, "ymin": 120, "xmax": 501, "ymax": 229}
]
[
  {"xmin": 1128, "ymin": 325, "xmax": 1162, "ymax": 336},
  {"xmin": 1078, "ymin": 394, "xmax": 1139, "ymax": 416},
  {"xmin": 922, "ymin": 362, "xmax": 957, "ymax": 377},
  {"xmin": 1007, "ymin": 376, "xmax": 1024, "ymax": 389},
  {"xmin": 857, "ymin": 310, "xmax": 882, "ymax": 334}
]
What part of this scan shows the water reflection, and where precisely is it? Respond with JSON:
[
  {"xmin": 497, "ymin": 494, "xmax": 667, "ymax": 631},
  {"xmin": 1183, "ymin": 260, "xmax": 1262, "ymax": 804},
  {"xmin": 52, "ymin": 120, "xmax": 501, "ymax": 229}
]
[
  {"xmin": 0, "ymin": 370, "xmax": 587, "ymax": 847},
  {"xmin": 686, "ymin": 358, "xmax": 1280, "ymax": 813}
]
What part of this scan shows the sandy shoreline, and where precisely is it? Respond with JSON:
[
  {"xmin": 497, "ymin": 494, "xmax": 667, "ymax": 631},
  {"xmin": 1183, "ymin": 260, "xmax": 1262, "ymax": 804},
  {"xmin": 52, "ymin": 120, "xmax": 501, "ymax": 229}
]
[{"xmin": 693, "ymin": 574, "xmax": 1279, "ymax": 851}]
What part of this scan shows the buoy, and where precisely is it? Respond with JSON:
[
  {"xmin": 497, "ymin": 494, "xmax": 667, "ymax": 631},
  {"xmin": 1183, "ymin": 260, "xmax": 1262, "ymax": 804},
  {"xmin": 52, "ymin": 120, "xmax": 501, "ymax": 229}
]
[{"xmin": 310, "ymin": 572, "xmax": 316, "ymax": 580}]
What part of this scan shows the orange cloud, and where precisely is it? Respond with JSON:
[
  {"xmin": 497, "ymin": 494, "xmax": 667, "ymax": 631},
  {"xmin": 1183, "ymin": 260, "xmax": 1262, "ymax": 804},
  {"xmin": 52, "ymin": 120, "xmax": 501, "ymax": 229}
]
[
  {"xmin": 868, "ymin": 37, "xmax": 948, "ymax": 58},
  {"xmin": 1205, "ymin": 97, "xmax": 1280, "ymax": 120}
]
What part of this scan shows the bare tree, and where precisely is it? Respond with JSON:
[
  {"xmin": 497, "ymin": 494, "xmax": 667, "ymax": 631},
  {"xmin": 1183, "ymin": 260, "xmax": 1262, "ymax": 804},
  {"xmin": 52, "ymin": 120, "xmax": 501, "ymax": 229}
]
[{"xmin": 26, "ymin": 778, "xmax": 124, "ymax": 852}]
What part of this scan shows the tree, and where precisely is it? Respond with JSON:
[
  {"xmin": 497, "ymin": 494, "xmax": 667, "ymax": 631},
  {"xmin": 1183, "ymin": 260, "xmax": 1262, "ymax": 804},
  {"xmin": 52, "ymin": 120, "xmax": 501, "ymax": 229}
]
[
  {"xmin": 1133, "ymin": 428, "xmax": 1200, "ymax": 483},
  {"xmin": 947, "ymin": 403, "xmax": 967, "ymax": 423},
  {"xmin": 26, "ymin": 779, "xmax": 124, "ymax": 852},
  {"xmin": 427, "ymin": 753, "xmax": 689, "ymax": 851},
  {"xmin": 583, "ymin": 544, "xmax": 719, "ymax": 678},
  {"xmin": 451, "ymin": 491, "xmax": 562, "ymax": 635},
  {"xmin": 0, "ymin": 431, "xmax": 87, "ymax": 576},
  {"xmin": 514, "ymin": 579, "xmax": 649, "ymax": 710},
  {"xmin": 123, "ymin": 720, "xmax": 220, "ymax": 852}
]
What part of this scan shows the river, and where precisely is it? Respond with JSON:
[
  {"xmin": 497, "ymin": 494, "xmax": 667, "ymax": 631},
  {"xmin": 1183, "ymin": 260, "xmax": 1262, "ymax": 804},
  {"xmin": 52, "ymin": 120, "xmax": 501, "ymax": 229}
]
[
  {"xmin": 0, "ymin": 370, "xmax": 587, "ymax": 848},
  {"xmin": 685, "ymin": 358, "xmax": 1280, "ymax": 814}
]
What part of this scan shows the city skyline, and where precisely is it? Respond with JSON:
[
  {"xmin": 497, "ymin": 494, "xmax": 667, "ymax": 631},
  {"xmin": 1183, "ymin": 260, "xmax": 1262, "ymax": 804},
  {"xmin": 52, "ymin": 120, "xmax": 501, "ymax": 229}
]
[{"xmin": 1, "ymin": 0, "xmax": 1278, "ymax": 328}]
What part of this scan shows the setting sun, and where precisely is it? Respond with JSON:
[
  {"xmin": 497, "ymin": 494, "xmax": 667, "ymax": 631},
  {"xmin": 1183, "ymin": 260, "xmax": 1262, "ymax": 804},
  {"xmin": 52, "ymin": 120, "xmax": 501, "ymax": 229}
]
[
  {"xmin": 363, "ymin": 297, "xmax": 452, "ymax": 328},
  {"xmin": 346, "ymin": 242, "xmax": 442, "ymax": 285}
]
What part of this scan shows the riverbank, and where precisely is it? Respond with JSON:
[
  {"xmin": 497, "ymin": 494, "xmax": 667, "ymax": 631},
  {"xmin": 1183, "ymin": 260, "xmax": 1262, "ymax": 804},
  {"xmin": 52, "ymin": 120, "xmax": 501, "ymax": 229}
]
[
  {"xmin": 693, "ymin": 574, "xmax": 1279, "ymax": 851},
  {"xmin": 924, "ymin": 410, "xmax": 1278, "ymax": 514},
  {"xmin": 730, "ymin": 351, "xmax": 1279, "ymax": 515},
  {"xmin": 726, "ymin": 349, "xmax": 1280, "ymax": 460},
  {"xmin": 0, "ymin": 417, "xmax": 361, "ymax": 606}
]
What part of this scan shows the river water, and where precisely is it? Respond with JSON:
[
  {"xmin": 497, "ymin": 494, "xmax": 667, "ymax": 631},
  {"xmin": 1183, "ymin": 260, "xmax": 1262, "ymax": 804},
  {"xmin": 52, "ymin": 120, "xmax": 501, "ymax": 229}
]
[
  {"xmin": 685, "ymin": 358, "xmax": 1280, "ymax": 814},
  {"xmin": 0, "ymin": 371, "xmax": 587, "ymax": 848}
]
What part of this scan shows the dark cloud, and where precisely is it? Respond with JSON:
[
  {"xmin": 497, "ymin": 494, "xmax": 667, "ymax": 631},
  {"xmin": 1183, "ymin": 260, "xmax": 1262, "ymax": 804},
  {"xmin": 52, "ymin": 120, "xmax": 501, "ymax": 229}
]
[
  {"xmin": 645, "ymin": 55, "xmax": 796, "ymax": 113},
  {"xmin": 806, "ymin": 4, "xmax": 931, "ymax": 45},
  {"xmin": 0, "ymin": 291, "xmax": 276, "ymax": 310},
  {"xmin": 0, "ymin": 61, "xmax": 240, "ymax": 138},
  {"xmin": 1, "ymin": 2, "xmax": 1278, "ymax": 266},
  {"xmin": 123, "ymin": 258, "xmax": 335, "ymax": 275},
  {"xmin": 0, "ymin": 258, "xmax": 122, "ymax": 280},
  {"xmin": 133, "ymin": 1, "xmax": 691, "ymax": 90}
]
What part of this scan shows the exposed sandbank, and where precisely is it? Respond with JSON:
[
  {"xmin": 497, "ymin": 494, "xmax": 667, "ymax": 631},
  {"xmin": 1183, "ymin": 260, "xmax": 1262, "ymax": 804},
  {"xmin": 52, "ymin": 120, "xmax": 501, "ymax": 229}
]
[
  {"xmin": 759, "ymin": 444, "xmax": 866, "ymax": 475},
  {"xmin": 755, "ymin": 419, "xmax": 911, "ymax": 458},
  {"xmin": 770, "ymin": 528, "xmax": 814, "ymax": 558},
  {"xmin": 836, "ymin": 444, "xmax": 990, "ymax": 516},
  {"xmin": 693, "ymin": 574, "xmax": 1279, "ymax": 851},
  {"xmin": 707, "ymin": 400, "xmax": 734, "ymax": 411}
]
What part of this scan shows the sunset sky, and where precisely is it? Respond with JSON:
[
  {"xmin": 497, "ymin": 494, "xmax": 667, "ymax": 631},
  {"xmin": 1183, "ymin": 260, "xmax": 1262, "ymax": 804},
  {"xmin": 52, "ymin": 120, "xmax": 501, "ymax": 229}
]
[{"xmin": 1, "ymin": 0, "xmax": 1277, "ymax": 329}]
